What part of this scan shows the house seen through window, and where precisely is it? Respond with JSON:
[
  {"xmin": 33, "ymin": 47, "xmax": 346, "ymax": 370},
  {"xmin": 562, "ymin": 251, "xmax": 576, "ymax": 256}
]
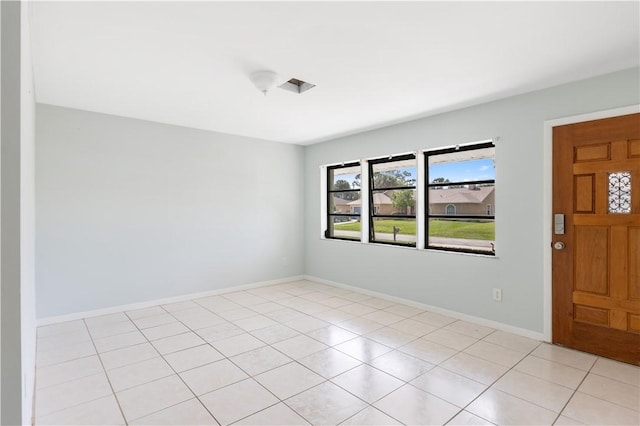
[
  {"xmin": 368, "ymin": 154, "xmax": 417, "ymax": 247},
  {"xmin": 426, "ymin": 142, "xmax": 495, "ymax": 255},
  {"xmin": 326, "ymin": 162, "xmax": 361, "ymax": 241}
]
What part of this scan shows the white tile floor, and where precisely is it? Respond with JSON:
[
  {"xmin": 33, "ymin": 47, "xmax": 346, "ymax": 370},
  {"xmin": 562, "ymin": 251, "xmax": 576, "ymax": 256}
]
[{"xmin": 34, "ymin": 280, "xmax": 640, "ymax": 425}]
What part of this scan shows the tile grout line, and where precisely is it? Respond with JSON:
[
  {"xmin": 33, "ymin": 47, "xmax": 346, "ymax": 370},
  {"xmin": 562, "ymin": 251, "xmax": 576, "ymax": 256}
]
[
  {"xmin": 123, "ymin": 305, "xmax": 224, "ymax": 425},
  {"xmin": 457, "ymin": 342, "xmax": 614, "ymax": 424},
  {"xmin": 551, "ymin": 355, "xmax": 605, "ymax": 425},
  {"xmin": 70, "ymin": 318, "xmax": 126, "ymax": 424},
  {"xmin": 506, "ymin": 351, "xmax": 596, "ymax": 425},
  {"xmin": 402, "ymin": 328, "xmax": 524, "ymax": 424},
  {"xmin": 507, "ymin": 347, "xmax": 639, "ymax": 422},
  {"xmin": 289, "ymin": 302, "xmax": 491, "ymax": 424},
  {"xmin": 126, "ymin": 290, "xmax": 343, "ymax": 425},
  {"xmin": 32, "ymin": 320, "xmax": 130, "ymax": 424},
  {"xmin": 321, "ymin": 323, "xmax": 524, "ymax": 424},
  {"xmin": 215, "ymin": 285, "xmax": 397, "ymax": 425},
  {"xmin": 97, "ymin": 310, "xmax": 197, "ymax": 421},
  {"xmin": 199, "ymin": 285, "xmax": 337, "ymax": 425},
  {"xmin": 32, "ymin": 352, "xmax": 99, "ymax": 391},
  {"xmin": 573, "ymin": 361, "xmax": 640, "ymax": 413},
  {"xmin": 443, "ymin": 338, "xmax": 544, "ymax": 425},
  {"xmin": 555, "ymin": 361, "xmax": 595, "ymax": 424}
]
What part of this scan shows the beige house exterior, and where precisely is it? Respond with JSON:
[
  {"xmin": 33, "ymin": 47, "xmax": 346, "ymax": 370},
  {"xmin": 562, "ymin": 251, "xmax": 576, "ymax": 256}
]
[
  {"xmin": 331, "ymin": 196, "xmax": 352, "ymax": 213},
  {"xmin": 342, "ymin": 186, "xmax": 494, "ymax": 216},
  {"xmin": 429, "ymin": 186, "xmax": 495, "ymax": 215},
  {"xmin": 348, "ymin": 191, "xmax": 414, "ymax": 215}
]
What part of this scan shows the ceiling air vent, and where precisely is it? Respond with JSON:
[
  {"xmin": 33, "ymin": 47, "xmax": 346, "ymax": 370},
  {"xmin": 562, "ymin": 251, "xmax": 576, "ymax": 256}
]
[{"xmin": 278, "ymin": 78, "xmax": 315, "ymax": 94}]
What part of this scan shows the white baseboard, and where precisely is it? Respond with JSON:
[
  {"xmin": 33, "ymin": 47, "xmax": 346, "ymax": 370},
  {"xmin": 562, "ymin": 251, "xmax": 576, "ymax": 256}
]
[
  {"xmin": 303, "ymin": 275, "xmax": 547, "ymax": 342},
  {"xmin": 38, "ymin": 273, "xmax": 547, "ymax": 342},
  {"xmin": 37, "ymin": 275, "xmax": 305, "ymax": 327}
]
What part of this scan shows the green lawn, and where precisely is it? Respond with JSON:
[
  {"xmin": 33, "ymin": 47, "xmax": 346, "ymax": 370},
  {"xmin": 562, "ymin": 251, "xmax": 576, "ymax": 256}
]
[
  {"xmin": 334, "ymin": 219, "xmax": 414, "ymax": 235},
  {"xmin": 333, "ymin": 221, "xmax": 362, "ymax": 232},
  {"xmin": 429, "ymin": 220, "xmax": 494, "ymax": 240},
  {"xmin": 334, "ymin": 219, "xmax": 494, "ymax": 240}
]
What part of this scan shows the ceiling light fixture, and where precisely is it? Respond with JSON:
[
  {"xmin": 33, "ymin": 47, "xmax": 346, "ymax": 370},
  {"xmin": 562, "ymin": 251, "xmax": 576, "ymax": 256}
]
[{"xmin": 249, "ymin": 70, "xmax": 278, "ymax": 96}]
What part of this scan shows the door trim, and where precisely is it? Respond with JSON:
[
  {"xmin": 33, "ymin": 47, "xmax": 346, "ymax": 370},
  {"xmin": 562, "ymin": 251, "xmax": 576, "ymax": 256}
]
[{"xmin": 543, "ymin": 104, "xmax": 640, "ymax": 343}]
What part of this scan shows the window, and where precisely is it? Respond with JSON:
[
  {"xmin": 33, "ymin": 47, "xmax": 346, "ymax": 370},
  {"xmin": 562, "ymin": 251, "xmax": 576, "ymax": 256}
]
[
  {"xmin": 323, "ymin": 140, "xmax": 496, "ymax": 256},
  {"xmin": 326, "ymin": 162, "xmax": 361, "ymax": 241},
  {"xmin": 425, "ymin": 142, "xmax": 495, "ymax": 255},
  {"xmin": 368, "ymin": 154, "xmax": 416, "ymax": 246}
]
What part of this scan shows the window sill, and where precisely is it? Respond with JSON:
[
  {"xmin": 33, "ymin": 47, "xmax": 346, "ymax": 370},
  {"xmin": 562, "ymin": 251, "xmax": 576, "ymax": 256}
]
[
  {"xmin": 424, "ymin": 248, "xmax": 499, "ymax": 259},
  {"xmin": 320, "ymin": 237, "xmax": 499, "ymax": 258}
]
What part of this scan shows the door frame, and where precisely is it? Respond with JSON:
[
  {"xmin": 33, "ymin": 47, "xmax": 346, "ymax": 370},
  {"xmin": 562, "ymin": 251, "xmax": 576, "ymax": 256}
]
[{"xmin": 542, "ymin": 104, "xmax": 640, "ymax": 342}]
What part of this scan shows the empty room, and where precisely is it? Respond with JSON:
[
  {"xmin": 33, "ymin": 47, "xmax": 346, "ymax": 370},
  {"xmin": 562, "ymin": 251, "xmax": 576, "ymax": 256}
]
[{"xmin": 2, "ymin": 1, "xmax": 640, "ymax": 425}]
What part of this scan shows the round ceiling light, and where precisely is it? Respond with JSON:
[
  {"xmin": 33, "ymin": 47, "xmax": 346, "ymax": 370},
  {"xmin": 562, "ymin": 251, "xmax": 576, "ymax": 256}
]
[{"xmin": 249, "ymin": 70, "xmax": 278, "ymax": 96}]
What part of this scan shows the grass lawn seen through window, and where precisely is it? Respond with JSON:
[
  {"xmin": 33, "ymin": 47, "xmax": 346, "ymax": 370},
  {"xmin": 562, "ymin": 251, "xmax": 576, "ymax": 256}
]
[{"xmin": 334, "ymin": 219, "xmax": 494, "ymax": 240}]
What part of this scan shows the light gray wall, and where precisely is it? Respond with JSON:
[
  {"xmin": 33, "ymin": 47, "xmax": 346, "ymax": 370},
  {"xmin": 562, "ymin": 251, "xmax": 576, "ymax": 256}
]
[
  {"xmin": 0, "ymin": 3, "xmax": 22, "ymax": 423},
  {"xmin": 36, "ymin": 105, "xmax": 304, "ymax": 318},
  {"xmin": 1, "ymin": 3, "xmax": 4, "ymax": 420},
  {"xmin": 304, "ymin": 67, "xmax": 640, "ymax": 334},
  {"xmin": 20, "ymin": 1, "xmax": 37, "ymax": 422},
  {"xmin": 2, "ymin": 1, "xmax": 38, "ymax": 424}
]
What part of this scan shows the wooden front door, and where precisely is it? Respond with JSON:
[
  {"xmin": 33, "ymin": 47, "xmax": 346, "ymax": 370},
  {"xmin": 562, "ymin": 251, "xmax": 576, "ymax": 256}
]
[{"xmin": 552, "ymin": 113, "xmax": 640, "ymax": 365}]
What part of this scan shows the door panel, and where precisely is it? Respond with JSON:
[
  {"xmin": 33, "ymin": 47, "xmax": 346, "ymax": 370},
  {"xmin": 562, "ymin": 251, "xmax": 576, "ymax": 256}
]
[
  {"xmin": 553, "ymin": 113, "xmax": 640, "ymax": 365},
  {"xmin": 574, "ymin": 226, "xmax": 608, "ymax": 295},
  {"xmin": 630, "ymin": 228, "xmax": 640, "ymax": 300},
  {"xmin": 574, "ymin": 143, "xmax": 610, "ymax": 162},
  {"xmin": 629, "ymin": 314, "xmax": 640, "ymax": 333},
  {"xmin": 629, "ymin": 139, "xmax": 640, "ymax": 157},
  {"xmin": 573, "ymin": 304, "xmax": 609, "ymax": 326},
  {"xmin": 574, "ymin": 174, "xmax": 595, "ymax": 213}
]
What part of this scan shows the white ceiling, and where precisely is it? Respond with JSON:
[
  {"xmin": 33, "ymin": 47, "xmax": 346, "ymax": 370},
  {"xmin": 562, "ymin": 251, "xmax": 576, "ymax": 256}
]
[{"xmin": 30, "ymin": 1, "xmax": 639, "ymax": 145}]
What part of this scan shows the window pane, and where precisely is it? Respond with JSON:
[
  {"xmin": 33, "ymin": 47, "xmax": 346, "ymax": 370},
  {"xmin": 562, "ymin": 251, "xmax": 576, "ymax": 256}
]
[
  {"xmin": 328, "ymin": 216, "xmax": 361, "ymax": 240},
  {"xmin": 372, "ymin": 189, "xmax": 416, "ymax": 216},
  {"xmin": 426, "ymin": 143, "xmax": 495, "ymax": 255},
  {"xmin": 371, "ymin": 217, "xmax": 416, "ymax": 245},
  {"xmin": 428, "ymin": 184, "xmax": 494, "ymax": 216},
  {"xmin": 329, "ymin": 165, "xmax": 360, "ymax": 191},
  {"xmin": 429, "ymin": 154, "xmax": 495, "ymax": 184},
  {"xmin": 330, "ymin": 192, "xmax": 361, "ymax": 214},
  {"xmin": 372, "ymin": 159, "xmax": 416, "ymax": 189},
  {"xmin": 428, "ymin": 218, "xmax": 494, "ymax": 253}
]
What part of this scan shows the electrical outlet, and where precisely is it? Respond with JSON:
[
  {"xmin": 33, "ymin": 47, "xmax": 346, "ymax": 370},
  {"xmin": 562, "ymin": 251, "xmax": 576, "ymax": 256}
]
[
  {"xmin": 492, "ymin": 288, "xmax": 502, "ymax": 302},
  {"xmin": 281, "ymin": 257, "xmax": 288, "ymax": 267}
]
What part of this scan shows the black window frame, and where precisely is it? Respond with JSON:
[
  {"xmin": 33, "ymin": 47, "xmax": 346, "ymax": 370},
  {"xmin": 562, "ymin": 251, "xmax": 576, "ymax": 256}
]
[
  {"xmin": 368, "ymin": 153, "xmax": 417, "ymax": 247},
  {"xmin": 325, "ymin": 162, "xmax": 362, "ymax": 241},
  {"xmin": 425, "ymin": 141, "xmax": 495, "ymax": 255}
]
